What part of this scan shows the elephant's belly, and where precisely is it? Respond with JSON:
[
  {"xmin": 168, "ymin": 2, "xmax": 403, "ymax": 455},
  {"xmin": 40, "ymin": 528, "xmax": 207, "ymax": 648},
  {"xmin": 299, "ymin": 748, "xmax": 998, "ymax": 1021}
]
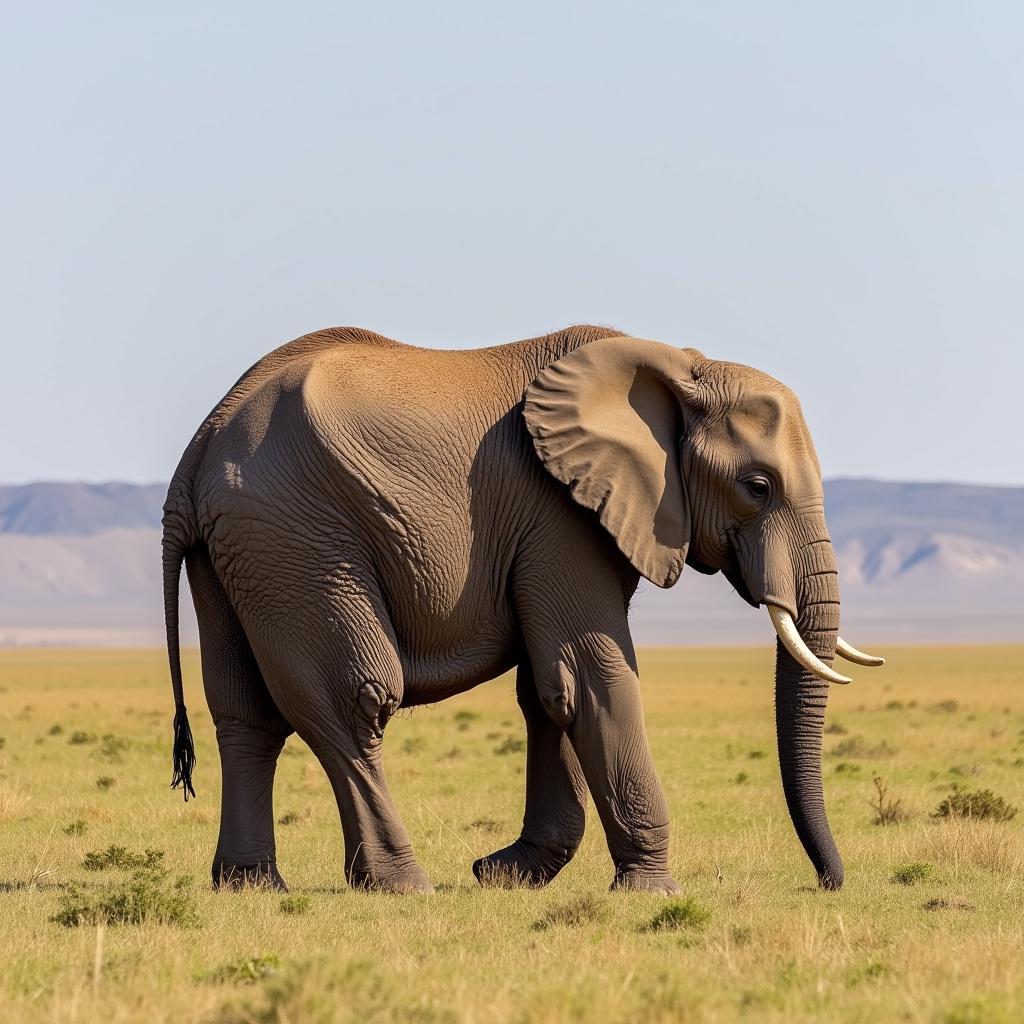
[{"xmin": 396, "ymin": 618, "xmax": 520, "ymax": 707}]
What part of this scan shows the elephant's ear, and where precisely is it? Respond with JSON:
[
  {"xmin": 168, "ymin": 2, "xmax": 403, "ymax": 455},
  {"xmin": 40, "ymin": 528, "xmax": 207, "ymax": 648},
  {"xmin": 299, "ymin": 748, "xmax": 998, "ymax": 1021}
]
[{"xmin": 523, "ymin": 336, "xmax": 704, "ymax": 588}]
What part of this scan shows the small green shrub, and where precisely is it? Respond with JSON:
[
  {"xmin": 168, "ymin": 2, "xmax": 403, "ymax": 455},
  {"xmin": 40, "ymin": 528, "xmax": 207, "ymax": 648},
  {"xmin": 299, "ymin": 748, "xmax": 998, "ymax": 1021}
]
[
  {"xmin": 68, "ymin": 731, "xmax": 96, "ymax": 746},
  {"xmin": 891, "ymin": 861, "xmax": 933, "ymax": 885},
  {"xmin": 48, "ymin": 724, "xmax": 64, "ymax": 736},
  {"xmin": 934, "ymin": 789, "xmax": 1017, "ymax": 822},
  {"xmin": 733, "ymin": 771, "xmax": 749, "ymax": 785},
  {"xmin": 532, "ymin": 894, "xmax": 604, "ymax": 930},
  {"xmin": 280, "ymin": 895, "xmax": 310, "ymax": 915},
  {"xmin": 198, "ymin": 953, "xmax": 281, "ymax": 984},
  {"xmin": 82, "ymin": 845, "xmax": 165, "ymax": 871},
  {"xmin": 831, "ymin": 736, "xmax": 896, "ymax": 759},
  {"xmin": 846, "ymin": 960, "xmax": 891, "ymax": 987},
  {"xmin": 466, "ymin": 818, "xmax": 500, "ymax": 832},
  {"xmin": 835, "ymin": 762, "xmax": 862, "ymax": 775},
  {"xmin": 930, "ymin": 699, "xmax": 960, "ymax": 714},
  {"xmin": 95, "ymin": 776, "xmax": 116, "ymax": 790},
  {"xmin": 885, "ymin": 701, "xmax": 904, "ymax": 711},
  {"xmin": 401, "ymin": 737, "xmax": 426, "ymax": 755},
  {"xmin": 642, "ymin": 897, "xmax": 711, "ymax": 934},
  {"xmin": 52, "ymin": 868, "xmax": 198, "ymax": 927},
  {"xmin": 453, "ymin": 710, "xmax": 479, "ymax": 723},
  {"xmin": 869, "ymin": 776, "xmax": 907, "ymax": 825},
  {"xmin": 99, "ymin": 734, "xmax": 129, "ymax": 759},
  {"xmin": 823, "ymin": 722, "xmax": 848, "ymax": 735},
  {"xmin": 493, "ymin": 737, "xmax": 525, "ymax": 755},
  {"xmin": 747, "ymin": 749, "xmax": 765, "ymax": 760},
  {"xmin": 277, "ymin": 811, "xmax": 304, "ymax": 826},
  {"xmin": 922, "ymin": 898, "xmax": 975, "ymax": 912},
  {"xmin": 62, "ymin": 819, "xmax": 87, "ymax": 837}
]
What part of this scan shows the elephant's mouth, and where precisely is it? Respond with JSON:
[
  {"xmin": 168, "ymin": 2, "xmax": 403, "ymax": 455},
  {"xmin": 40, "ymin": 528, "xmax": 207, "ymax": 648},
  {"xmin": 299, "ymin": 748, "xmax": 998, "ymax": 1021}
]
[
  {"xmin": 684, "ymin": 551, "xmax": 720, "ymax": 576},
  {"xmin": 686, "ymin": 543, "xmax": 760, "ymax": 609},
  {"xmin": 723, "ymin": 565, "xmax": 759, "ymax": 609}
]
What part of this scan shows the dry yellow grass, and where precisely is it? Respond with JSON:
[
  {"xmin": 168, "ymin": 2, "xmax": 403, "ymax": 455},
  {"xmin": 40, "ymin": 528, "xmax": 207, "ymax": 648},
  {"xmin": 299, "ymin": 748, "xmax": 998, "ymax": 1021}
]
[{"xmin": 1, "ymin": 645, "xmax": 1022, "ymax": 1023}]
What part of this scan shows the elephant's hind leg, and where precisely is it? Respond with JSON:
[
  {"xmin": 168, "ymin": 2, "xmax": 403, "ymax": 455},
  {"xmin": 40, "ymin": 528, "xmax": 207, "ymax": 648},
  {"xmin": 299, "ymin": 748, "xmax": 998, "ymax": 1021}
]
[
  {"xmin": 186, "ymin": 546, "xmax": 292, "ymax": 891},
  {"xmin": 474, "ymin": 661, "xmax": 586, "ymax": 887},
  {"xmin": 240, "ymin": 564, "xmax": 433, "ymax": 894}
]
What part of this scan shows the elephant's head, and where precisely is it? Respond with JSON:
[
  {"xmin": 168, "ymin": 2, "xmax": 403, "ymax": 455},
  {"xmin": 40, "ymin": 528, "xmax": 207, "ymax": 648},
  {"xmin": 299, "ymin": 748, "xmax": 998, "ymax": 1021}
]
[{"xmin": 524, "ymin": 335, "xmax": 883, "ymax": 889}]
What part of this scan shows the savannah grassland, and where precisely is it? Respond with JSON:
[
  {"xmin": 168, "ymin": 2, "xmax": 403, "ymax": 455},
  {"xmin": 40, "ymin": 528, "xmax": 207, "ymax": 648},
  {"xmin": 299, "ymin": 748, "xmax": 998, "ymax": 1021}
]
[{"xmin": 1, "ymin": 646, "xmax": 1022, "ymax": 1024}]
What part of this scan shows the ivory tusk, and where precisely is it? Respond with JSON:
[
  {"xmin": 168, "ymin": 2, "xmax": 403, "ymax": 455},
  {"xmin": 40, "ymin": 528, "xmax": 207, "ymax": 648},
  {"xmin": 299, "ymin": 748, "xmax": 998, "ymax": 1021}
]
[
  {"xmin": 768, "ymin": 605, "xmax": 852, "ymax": 685},
  {"xmin": 835, "ymin": 637, "xmax": 885, "ymax": 667}
]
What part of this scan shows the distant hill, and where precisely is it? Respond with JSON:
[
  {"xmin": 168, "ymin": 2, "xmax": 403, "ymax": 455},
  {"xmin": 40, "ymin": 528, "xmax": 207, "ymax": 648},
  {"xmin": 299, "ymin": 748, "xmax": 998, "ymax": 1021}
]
[
  {"xmin": 0, "ymin": 479, "xmax": 1021, "ymax": 646},
  {"xmin": 635, "ymin": 478, "xmax": 1024, "ymax": 645},
  {"xmin": 0, "ymin": 482, "xmax": 165, "ymax": 535}
]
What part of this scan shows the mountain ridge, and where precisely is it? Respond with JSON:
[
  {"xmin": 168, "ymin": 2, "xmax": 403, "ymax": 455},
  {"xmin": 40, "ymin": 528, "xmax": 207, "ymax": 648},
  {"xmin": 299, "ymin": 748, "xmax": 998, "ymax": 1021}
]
[{"xmin": 1, "ymin": 479, "xmax": 1020, "ymax": 646}]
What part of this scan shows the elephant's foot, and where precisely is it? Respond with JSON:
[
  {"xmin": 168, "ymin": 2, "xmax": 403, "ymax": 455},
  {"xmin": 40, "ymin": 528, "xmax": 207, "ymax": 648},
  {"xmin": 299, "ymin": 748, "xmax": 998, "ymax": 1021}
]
[
  {"xmin": 611, "ymin": 867, "xmax": 681, "ymax": 895},
  {"xmin": 473, "ymin": 838, "xmax": 575, "ymax": 888},
  {"xmin": 348, "ymin": 860, "xmax": 434, "ymax": 894},
  {"xmin": 212, "ymin": 859, "xmax": 289, "ymax": 892}
]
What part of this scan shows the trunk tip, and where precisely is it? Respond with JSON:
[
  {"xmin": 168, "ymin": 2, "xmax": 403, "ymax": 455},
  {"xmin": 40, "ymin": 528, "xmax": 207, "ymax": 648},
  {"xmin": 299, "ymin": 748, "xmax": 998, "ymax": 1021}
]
[{"xmin": 817, "ymin": 864, "xmax": 844, "ymax": 891}]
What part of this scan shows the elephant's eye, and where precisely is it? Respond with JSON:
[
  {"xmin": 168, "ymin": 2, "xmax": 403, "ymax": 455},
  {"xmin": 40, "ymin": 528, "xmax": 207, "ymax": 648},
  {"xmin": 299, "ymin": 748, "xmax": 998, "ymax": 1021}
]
[{"xmin": 744, "ymin": 476, "xmax": 771, "ymax": 501}]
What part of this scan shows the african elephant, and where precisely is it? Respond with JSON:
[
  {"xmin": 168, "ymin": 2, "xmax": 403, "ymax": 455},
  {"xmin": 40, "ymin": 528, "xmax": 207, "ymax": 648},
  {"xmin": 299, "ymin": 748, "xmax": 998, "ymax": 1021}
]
[{"xmin": 162, "ymin": 325, "xmax": 882, "ymax": 894}]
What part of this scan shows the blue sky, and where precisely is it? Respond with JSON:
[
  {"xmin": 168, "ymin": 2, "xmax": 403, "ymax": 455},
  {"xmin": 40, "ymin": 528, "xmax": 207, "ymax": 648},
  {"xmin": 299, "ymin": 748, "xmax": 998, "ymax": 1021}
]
[{"xmin": 2, "ymin": 3, "xmax": 1022, "ymax": 485}]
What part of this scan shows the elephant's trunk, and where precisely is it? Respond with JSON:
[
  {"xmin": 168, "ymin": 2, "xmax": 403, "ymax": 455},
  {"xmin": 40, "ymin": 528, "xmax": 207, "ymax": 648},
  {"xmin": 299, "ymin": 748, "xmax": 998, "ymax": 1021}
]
[{"xmin": 774, "ymin": 563, "xmax": 844, "ymax": 889}]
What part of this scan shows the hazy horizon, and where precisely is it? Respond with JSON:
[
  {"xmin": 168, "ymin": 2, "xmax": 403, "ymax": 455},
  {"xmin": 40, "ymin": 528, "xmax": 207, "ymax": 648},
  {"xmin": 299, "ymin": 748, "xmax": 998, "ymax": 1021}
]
[
  {"xmin": 4, "ymin": 474, "xmax": 1024, "ymax": 490},
  {"xmin": 4, "ymin": 4, "xmax": 1022, "ymax": 485}
]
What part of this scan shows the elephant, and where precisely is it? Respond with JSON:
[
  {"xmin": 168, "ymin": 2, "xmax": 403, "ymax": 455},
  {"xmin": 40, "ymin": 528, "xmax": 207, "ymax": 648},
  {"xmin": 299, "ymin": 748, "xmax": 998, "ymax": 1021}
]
[{"xmin": 162, "ymin": 324, "xmax": 883, "ymax": 894}]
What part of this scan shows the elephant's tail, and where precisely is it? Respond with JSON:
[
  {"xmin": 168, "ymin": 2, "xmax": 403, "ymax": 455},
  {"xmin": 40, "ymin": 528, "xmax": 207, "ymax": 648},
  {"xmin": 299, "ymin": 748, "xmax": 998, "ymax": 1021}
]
[{"xmin": 162, "ymin": 484, "xmax": 197, "ymax": 801}]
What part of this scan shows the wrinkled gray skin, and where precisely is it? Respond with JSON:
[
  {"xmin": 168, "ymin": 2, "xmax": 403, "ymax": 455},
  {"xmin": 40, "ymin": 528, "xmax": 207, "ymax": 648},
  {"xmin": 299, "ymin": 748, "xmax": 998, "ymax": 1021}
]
[{"xmin": 163, "ymin": 325, "xmax": 845, "ymax": 894}]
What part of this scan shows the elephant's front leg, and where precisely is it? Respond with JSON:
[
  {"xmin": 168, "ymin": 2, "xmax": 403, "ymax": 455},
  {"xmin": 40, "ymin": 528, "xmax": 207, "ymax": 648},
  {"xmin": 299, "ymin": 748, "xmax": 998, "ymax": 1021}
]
[
  {"xmin": 473, "ymin": 662, "xmax": 587, "ymax": 886},
  {"xmin": 546, "ymin": 637, "xmax": 679, "ymax": 894}
]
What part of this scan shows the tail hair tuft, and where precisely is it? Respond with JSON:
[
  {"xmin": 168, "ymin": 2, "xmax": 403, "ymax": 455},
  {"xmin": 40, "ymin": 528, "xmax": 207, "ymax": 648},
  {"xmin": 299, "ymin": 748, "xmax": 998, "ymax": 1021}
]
[{"xmin": 171, "ymin": 704, "xmax": 197, "ymax": 801}]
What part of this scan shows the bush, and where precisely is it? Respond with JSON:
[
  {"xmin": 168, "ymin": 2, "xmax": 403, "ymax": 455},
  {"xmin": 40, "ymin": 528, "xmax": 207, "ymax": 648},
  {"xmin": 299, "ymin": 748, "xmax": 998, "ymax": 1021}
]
[
  {"xmin": 82, "ymin": 845, "xmax": 165, "ymax": 871},
  {"xmin": 493, "ymin": 737, "xmax": 525, "ymax": 755},
  {"xmin": 214, "ymin": 957, "xmax": 400, "ymax": 1023},
  {"xmin": 934, "ymin": 789, "xmax": 1017, "ymax": 822},
  {"xmin": 95, "ymin": 776, "xmax": 116, "ymax": 790},
  {"xmin": 280, "ymin": 895, "xmax": 310, "ymax": 915},
  {"xmin": 62, "ymin": 819, "xmax": 87, "ymax": 837},
  {"xmin": 48, "ymin": 724, "xmax": 64, "ymax": 736},
  {"xmin": 198, "ymin": 954, "xmax": 281, "ymax": 984},
  {"xmin": 922, "ymin": 898, "xmax": 975, "ymax": 912},
  {"xmin": 831, "ymin": 736, "xmax": 896, "ymax": 759},
  {"xmin": 466, "ymin": 818, "xmax": 500, "ymax": 832},
  {"xmin": 869, "ymin": 776, "xmax": 907, "ymax": 825},
  {"xmin": 52, "ymin": 868, "xmax": 198, "ymax": 927},
  {"xmin": 99, "ymin": 734, "xmax": 129, "ymax": 759},
  {"xmin": 642, "ymin": 897, "xmax": 711, "ymax": 934},
  {"xmin": 68, "ymin": 731, "xmax": 96, "ymax": 745},
  {"xmin": 891, "ymin": 861, "xmax": 933, "ymax": 885},
  {"xmin": 532, "ymin": 894, "xmax": 604, "ymax": 930}
]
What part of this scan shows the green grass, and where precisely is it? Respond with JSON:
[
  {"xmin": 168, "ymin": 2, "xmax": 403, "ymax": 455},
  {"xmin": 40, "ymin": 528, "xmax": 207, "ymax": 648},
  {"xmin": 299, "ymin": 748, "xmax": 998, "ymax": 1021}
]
[{"xmin": 1, "ymin": 645, "xmax": 1022, "ymax": 1022}]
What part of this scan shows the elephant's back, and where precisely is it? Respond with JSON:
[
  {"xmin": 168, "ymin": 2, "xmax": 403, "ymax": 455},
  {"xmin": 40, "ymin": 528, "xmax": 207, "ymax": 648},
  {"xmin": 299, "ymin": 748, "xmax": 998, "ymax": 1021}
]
[{"xmin": 207, "ymin": 327, "xmax": 403, "ymax": 432}]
